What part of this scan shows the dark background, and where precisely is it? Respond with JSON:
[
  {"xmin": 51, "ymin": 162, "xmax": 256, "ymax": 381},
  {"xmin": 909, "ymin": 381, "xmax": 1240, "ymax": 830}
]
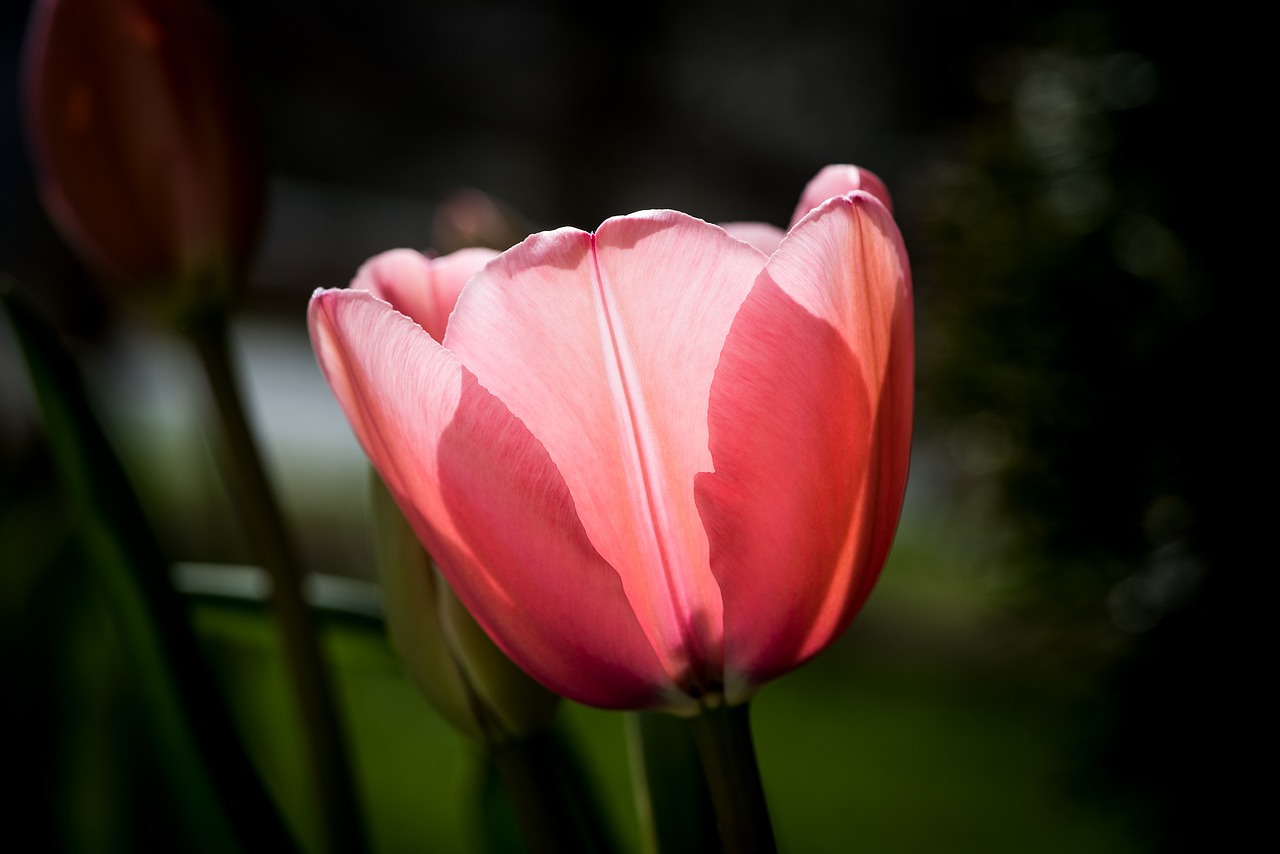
[{"xmin": 1, "ymin": 1, "xmax": 1248, "ymax": 852}]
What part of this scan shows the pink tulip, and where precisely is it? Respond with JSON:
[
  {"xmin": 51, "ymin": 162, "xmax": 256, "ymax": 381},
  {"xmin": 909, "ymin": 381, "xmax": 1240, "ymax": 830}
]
[
  {"xmin": 310, "ymin": 171, "xmax": 913, "ymax": 713},
  {"xmin": 22, "ymin": 0, "xmax": 264, "ymax": 315}
]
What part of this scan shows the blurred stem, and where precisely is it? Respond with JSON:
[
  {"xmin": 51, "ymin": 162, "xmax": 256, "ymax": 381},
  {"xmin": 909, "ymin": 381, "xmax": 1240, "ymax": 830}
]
[
  {"xmin": 545, "ymin": 726, "xmax": 619, "ymax": 854},
  {"xmin": 489, "ymin": 729, "xmax": 614, "ymax": 854},
  {"xmin": 627, "ymin": 711, "xmax": 719, "ymax": 854},
  {"xmin": 686, "ymin": 702, "xmax": 776, "ymax": 854},
  {"xmin": 186, "ymin": 309, "xmax": 367, "ymax": 854},
  {"xmin": 2, "ymin": 284, "xmax": 300, "ymax": 853}
]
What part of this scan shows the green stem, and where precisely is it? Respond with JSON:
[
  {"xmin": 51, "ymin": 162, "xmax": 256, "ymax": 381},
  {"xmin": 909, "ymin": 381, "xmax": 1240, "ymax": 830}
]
[
  {"xmin": 627, "ymin": 711, "xmax": 719, "ymax": 854},
  {"xmin": 686, "ymin": 702, "xmax": 777, "ymax": 854},
  {"xmin": 488, "ymin": 729, "xmax": 613, "ymax": 854},
  {"xmin": 546, "ymin": 727, "xmax": 619, "ymax": 854},
  {"xmin": 187, "ymin": 311, "xmax": 367, "ymax": 854}
]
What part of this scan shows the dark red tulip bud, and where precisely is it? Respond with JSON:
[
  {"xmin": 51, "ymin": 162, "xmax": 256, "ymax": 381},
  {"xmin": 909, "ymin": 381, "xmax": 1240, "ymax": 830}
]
[{"xmin": 22, "ymin": 0, "xmax": 265, "ymax": 322}]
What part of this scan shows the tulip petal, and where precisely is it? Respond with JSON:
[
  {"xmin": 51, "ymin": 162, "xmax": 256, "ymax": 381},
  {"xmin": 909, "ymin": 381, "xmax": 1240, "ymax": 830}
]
[
  {"xmin": 430, "ymin": 247, "xmax": 500, "ymax": 327},
  {"xmin": 352, "ymin": 249, "xmax": 438, "ymax": 336},
  {"xmin": 720, "ymin": 221, "xmax": 786, "ymax": 255},
  {"xmin": 445, "ymin": 212, "xmax": 768, "ymax": 697},
  {"xmin": 790, "ymin": 164, "xmax": 894, "ymax": 227},
  {"xmin": 697, "ymin": 192, "xmax": 913, "ymax": 701},
  {"xmin": 309, "ymin": 289, "xmax": 676, "ymax": 709},
  {"xmin": 354, "ymin": 247, "xmax": 498, "ymax": 343}
]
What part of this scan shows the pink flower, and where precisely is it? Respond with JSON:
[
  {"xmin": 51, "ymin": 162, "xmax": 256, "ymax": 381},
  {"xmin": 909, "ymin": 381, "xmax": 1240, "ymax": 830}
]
[
  {"xmin": 22, "ymin": 0, "xmax": 264, "ymax": 315},
  {"xmin": 310, "ymin": 168, "xmax": 913, "ymax": 713}
]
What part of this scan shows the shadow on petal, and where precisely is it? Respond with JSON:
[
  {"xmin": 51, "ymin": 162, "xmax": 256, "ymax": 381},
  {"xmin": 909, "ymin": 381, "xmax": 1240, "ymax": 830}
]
[
  {"xmin": 437, "ymin": 369, "xmax": 683, "ymax": 712},
  {"xmin": 695, "ymin": 275, "xmax": 875, "ymax": 699}
]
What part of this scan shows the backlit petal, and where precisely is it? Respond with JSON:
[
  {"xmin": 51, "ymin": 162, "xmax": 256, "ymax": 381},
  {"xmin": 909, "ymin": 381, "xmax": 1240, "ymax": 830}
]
[
  {"xmin": 430, "ymin": 247, "xmax": 500, "ymax": 330},
  {"xmin": 445, "ymin": 212, "xmax": 768, "ymax": 697},
  {"xmin": 697, "ymin": 192, "xmax": 913, "ymax": 701},
  {"xmin": 720, "ymin": 221, "xmax": 786, "ymax": 255},
  {"xmin": 790, "ymin": 164, "xmax": 894, "ymax": 227},
  {"xmin": 352, "ymin": 249, "xmax": 437, "ymax": 335},
  {"xmin": 353, "ymin": 246, "xmax": 497, "ymax": 342},
  {"xmin": 309, "ymin": 288, "xmax": 674, "ymax": 709}
]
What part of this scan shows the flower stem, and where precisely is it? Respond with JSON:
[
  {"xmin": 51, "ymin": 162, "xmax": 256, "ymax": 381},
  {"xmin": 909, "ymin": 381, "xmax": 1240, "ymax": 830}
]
[
  {"xmin": 685, "ymin": 702, "xmax": 777, "ymax": 854},
  {"xmin": 488, "ymin": 728, "xmax": 615, "ymax": 854},
  {"xmin": 187, "ymin": 310, "xmax": 367, "ymax": 854},
  {"xmin": 627, "ymin": 711, "xmax": 719, "ymax": 854}
]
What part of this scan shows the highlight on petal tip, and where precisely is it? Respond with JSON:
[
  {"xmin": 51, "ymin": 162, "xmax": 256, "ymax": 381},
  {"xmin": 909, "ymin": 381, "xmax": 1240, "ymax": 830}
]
[{"xmin": 790, "ymin": 163, "xmax": 894, "ymax": 227}]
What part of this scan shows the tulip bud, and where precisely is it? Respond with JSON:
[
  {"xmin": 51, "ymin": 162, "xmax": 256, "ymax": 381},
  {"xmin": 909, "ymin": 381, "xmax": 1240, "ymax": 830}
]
[
  {"xmin": 430, "ymin": 187, "xmax": 532, "ymax": 256},
  {"xmin": 21, "ymin": 0, "xmax": 265, "ymax": 323},
  {"xmin": 370, "ymin": 473, "xmax": 559, "ymax": 746}
]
